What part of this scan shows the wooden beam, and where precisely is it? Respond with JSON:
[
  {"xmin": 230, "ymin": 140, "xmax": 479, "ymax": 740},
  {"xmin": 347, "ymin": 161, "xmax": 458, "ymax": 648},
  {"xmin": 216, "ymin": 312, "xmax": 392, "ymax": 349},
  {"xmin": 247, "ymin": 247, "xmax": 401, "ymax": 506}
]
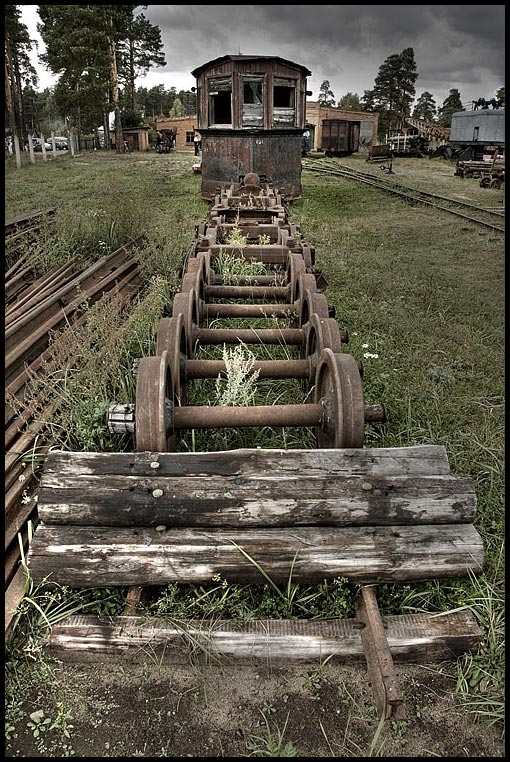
[
  {"xmin": 5, "ymin": 565, "xmax": 27, "ymax": 642},
  {"xmin": 39, "ymin": 446, "xmax": 454, "ymax": 479},
  {"xmin": 37, "ymin": 472, "xmax": 476, "ymax": 528},
  {"xmin": 44, "ymin": 609, "xmax": 482, "ymax": 664},
  {"xmin": 27, "ymin": 523, "xmax": 484, "ymax": 587},
  {"xmin": 357, "ymin": 585, "xmax": 406, "ymax": 720}
]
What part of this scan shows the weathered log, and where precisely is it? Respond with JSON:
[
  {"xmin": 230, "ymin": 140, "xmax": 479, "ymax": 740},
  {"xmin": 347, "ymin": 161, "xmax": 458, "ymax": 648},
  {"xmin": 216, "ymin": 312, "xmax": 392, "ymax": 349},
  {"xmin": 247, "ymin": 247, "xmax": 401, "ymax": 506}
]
[
  {"xmin": 37, "ymin": 472, "xmax": 476, "ymax": 527},
  {"xmin": 44, "ymin": 610, "xmax": 483, "ymax": 664},
  {"xmin": 40, "ymin": 445, "xmax": 453, "ymax": 479},
  {"xmin": 27, "ymin": 523, "xmax": 484, "ymax": 587},
  {"xmin": 37, "ymin": 445, "xmax": 475, "ymax": 528}
]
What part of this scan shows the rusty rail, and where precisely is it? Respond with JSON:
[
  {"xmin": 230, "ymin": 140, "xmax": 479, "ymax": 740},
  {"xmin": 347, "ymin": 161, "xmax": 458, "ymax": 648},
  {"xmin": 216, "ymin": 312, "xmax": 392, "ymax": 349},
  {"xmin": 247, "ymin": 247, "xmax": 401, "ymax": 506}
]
[{"xmin": 303, "ymin": 158, "xmax": 505, "ymax": 233}]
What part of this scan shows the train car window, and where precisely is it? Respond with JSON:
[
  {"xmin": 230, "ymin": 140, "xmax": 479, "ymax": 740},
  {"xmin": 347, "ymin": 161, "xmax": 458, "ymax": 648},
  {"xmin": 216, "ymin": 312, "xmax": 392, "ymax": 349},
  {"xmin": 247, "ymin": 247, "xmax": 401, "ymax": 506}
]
[
  {"xmin": 472, "ymin": 126, "xmax": 480, "ymax": 141},
  {"xmin": 208, "ymin": 77, "xmax": 232, "ymax": 126},
  {"xmin": 273, "ymin": 78, "xmax": 296, "ymax": 127},
  {"xmin": 242, "ymin": 76, "xmax": 264, "ymax": 127}
]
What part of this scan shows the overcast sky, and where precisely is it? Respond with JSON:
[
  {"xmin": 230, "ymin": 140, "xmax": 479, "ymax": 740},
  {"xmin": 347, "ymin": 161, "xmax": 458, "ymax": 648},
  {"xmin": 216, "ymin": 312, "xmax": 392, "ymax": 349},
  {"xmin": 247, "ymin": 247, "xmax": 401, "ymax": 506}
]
[{"xmin": 20, "ymin": 4, "xmax": 505, "ymax": 109}]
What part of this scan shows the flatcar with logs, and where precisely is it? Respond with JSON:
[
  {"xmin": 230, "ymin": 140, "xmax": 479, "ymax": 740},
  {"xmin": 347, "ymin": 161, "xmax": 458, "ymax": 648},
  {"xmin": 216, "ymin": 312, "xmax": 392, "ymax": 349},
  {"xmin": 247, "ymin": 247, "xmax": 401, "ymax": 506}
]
[{"xmin": 24, "ymin": 54, "xmax": 485, "ymax": 723}]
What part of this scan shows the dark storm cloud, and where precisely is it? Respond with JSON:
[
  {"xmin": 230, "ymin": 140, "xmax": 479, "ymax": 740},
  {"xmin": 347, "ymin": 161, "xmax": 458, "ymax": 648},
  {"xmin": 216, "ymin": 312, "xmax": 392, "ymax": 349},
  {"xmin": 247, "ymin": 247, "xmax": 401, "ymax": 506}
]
[
  {"xmin": 435, "ymin": 5, "xmax": 505, "ymax": 47},
  {"xmin": 142, "ymin": 5, "xmax": 505, "ymax": 103}
]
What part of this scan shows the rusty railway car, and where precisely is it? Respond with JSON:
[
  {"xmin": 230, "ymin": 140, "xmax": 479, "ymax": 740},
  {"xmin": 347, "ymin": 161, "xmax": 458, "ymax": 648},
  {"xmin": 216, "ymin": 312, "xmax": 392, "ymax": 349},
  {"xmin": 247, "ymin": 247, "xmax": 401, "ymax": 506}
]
[
  {"xmin": 192, "ymin": 55, "xmax": 312, "ymax": 200},
  {"xmin": 449, "ymin": 107, "xmax": 505, "ymax": 161},
  {"xmin": 320, "ymin": 118, "xmax": 360, "ymax": 157}
]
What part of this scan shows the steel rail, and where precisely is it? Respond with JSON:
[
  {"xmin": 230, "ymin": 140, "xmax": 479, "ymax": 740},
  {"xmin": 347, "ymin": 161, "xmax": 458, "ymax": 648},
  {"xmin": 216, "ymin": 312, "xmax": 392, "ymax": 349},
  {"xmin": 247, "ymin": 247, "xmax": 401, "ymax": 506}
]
[
  {"xmin": 303, "ymin": 160, "xmax": 505, "ymax": 234},
  {"xmin": 314, "ymin": 158, "xmax": 506, "ymax": 218}
]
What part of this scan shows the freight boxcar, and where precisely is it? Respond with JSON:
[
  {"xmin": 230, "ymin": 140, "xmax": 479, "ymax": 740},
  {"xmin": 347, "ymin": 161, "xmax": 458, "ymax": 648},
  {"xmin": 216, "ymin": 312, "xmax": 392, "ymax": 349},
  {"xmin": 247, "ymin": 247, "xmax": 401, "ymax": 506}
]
[{"xmin": 320, "ymin": 119, "xmax": 360, "ymax": 156}]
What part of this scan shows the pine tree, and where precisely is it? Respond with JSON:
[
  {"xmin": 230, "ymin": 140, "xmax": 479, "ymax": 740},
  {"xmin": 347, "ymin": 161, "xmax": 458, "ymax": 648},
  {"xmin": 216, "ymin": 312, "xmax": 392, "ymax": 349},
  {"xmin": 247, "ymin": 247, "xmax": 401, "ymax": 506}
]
[
  {"xmin": 495, "ymin": 86, "xmax": 504, "ymax": 107},
  {"xmin": 38, "ymin": 5, "xmax": 112, "ymax": 146},
  {"xmin": 177, "ymin": 89, "xmax": 197, "ymax": 116},
  {"xmin": 38, "ymin": 5, "xmax": 166, "ymax": 151},
  {"xmin": 5, "ymin": 5, "xmax": 38, "ymax": 152},
  {"xmin": 337, "ymin": 92, "xmax": 362, "ymax": 111},
  {"xmin": 318, "ymin": 80, "xmax": 336, "ymax": 107},
  {"xmin": 117, "ymin": 9, "xmax": 166, "ymax": 112},
  {"xmin": 366, "ymin": 48, "xmax": 418, "ymax": 136},
  {"xmin": 169, "ymin": 97, "xmax": 184, "ymax": 118},
  {"xmin": 412, "ymin": 91, "xmax": 437, "ymax": 122},
  {"xmin": 438, "ymin": 88, "xmax": 464, "ymax": 127}
]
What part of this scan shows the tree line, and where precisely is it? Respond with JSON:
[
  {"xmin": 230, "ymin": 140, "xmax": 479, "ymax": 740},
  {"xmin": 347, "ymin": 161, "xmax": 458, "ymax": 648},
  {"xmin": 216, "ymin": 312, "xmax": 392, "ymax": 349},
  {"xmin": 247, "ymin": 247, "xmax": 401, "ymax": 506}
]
[
  {"xmin": 5, "ymin": 4, "xmax": 197, "ymax": 152},
  {"xmin": 317, "ymin": 48, "xmax": 504, "ymax": 135},
  {"xmin": 6, "ymin": 13, "xmax": 505, "ymax": 152}
]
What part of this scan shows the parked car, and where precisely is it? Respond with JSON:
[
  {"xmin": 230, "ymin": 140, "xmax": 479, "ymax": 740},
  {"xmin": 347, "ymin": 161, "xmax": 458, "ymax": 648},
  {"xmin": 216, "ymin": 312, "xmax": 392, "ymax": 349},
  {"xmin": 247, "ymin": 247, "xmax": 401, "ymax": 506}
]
[
  {"xmin": 32, "ymin": 138, "xmax": 52, "ymax": 152},
  {"xmin": 53, "ymin": 137, "xmax": 68, "ymax": 150}
]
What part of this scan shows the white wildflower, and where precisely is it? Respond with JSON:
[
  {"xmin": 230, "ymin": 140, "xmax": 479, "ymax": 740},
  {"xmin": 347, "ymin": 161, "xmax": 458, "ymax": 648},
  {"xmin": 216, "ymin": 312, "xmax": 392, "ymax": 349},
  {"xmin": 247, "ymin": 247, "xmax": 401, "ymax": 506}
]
[
  {"xmin": 363, "ymin": 352, "xmax": 379, "ymax": 359},
  {"xmin": 18, "ymin": 474, "xmax": 26, "ymax": 482},
  {"xmin": 21, "ymin": 490, "xmax": 32, "ymax": 504},
  {"xmin": 215, "ymin": 344, "xmax": 260, "ymax": 406},
  {"xmin": 362, "ymin": 343, "xmax": 369, "ymax": 349}
]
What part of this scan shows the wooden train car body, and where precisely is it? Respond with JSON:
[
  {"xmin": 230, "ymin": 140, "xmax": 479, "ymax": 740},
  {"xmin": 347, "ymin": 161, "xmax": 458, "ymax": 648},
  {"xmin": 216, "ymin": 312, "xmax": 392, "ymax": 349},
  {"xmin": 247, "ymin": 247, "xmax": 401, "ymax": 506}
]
[
  {"xmin": 321, "ymin": 119, "xmax": 360, "ymax": 156},
  {"xmin": 192, "ymin": 55, "xmax": 311, "ymax": 199},
  {"xmin": 450, "ymin": 108, "xmax": 505, "ymax": 160}
]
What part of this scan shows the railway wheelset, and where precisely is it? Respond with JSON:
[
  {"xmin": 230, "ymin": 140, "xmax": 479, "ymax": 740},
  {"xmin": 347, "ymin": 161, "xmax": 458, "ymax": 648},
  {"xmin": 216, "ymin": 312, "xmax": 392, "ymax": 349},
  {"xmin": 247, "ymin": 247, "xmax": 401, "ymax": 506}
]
[{"xmin": 108, "ymin": 173, "xmax": 386, "ymax": 452}]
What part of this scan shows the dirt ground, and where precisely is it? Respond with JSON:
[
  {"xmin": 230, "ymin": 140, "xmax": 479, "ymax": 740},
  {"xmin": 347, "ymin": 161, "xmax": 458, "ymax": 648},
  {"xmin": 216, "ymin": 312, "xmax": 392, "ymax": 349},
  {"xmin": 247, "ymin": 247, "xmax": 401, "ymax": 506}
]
[{"xmin": 6, "ymin": 655, "xmax": 504, "ymax": 758}]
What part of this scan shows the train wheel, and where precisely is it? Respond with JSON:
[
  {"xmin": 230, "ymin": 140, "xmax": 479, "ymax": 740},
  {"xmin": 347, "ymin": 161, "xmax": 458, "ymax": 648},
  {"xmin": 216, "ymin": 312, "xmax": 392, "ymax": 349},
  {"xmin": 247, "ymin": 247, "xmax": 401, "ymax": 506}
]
[
  {"xmin": 135, "ymin": 351, "xmax": 174, "ymax": 452},
  {"xmin": 490, "ymin": 178, "xmax": 502, "ymax": 189},
  {"xmin": 314, "ymin": 349, "xmax": 365, "ymax": 449},
  {"xmin": 287, "ymin": 252, "xmax": 306, "ymax": 302},
  {"xmin": 299, "ymin": 289, "xmax": 329, "ymax": 326},
  {"xmin": 156, "ymin": 315, "xmax": 187, "ymax": 405},
  {"xmin": 172, "ymin": 289, "xmax": 200, "ymax": 355},
  {"xmin": 293, "ymin": 272, "xmax": 317, "ymax": 307},
  {"xmin": 479, "ymin": 176, "xmax": 491, "ymax": 188},
  {"xmin": 305, "ymin": 314, "xmax": 343, "ymax": 358}
]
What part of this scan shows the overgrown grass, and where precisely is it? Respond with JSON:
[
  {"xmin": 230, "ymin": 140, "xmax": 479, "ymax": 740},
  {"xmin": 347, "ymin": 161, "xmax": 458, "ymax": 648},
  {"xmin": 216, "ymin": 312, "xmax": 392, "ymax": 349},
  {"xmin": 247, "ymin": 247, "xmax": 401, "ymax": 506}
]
[{"xmin": 5, "ymin": 150, "xmax": 505, "ymax": 735}]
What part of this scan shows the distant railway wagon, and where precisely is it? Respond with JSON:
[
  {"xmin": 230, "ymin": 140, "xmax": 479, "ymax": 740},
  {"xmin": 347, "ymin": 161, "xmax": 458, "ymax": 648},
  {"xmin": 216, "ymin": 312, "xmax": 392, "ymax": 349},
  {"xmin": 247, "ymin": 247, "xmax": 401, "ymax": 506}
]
[
  {"xmin": 450, "ymin": 108, "xmax": 505, "ymax": 160},
  {"xmin": 320, "ymin": 119, "xmax": 360, "ymax": 156}
]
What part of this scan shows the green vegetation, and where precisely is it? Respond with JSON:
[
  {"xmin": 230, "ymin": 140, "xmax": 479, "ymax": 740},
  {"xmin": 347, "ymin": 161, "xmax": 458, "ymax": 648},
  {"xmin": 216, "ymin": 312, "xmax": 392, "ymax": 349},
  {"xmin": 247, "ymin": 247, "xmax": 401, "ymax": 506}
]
[
  {"xmin": 246, "ymin": 712, "xmax": 297, "ymax": 757},
  {"xmin": 5, "ymin": 150, "xmax": 505, "ymax": 746}
]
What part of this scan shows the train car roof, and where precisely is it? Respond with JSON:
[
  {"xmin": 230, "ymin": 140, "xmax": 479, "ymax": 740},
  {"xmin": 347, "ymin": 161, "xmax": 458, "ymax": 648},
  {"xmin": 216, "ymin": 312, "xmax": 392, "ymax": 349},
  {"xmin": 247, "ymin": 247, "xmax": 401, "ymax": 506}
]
[
  {"xmin": 192, "ymin": 55, "xmax": 311, "ymax": 78},
  {"xmin": 452, "ymin": 108, "xmax": 505, "ymax": 117}
]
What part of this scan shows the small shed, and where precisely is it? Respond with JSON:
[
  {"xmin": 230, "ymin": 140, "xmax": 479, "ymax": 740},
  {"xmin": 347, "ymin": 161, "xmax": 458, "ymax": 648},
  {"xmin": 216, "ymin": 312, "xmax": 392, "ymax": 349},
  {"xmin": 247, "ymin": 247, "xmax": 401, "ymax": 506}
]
[
  {"xmin": 109, "ymin": 127, "xmax": 150, "ymax": 152},
  {"xmin": 305, "ymin": 103, "xmax": 379, "ymax": 152}
]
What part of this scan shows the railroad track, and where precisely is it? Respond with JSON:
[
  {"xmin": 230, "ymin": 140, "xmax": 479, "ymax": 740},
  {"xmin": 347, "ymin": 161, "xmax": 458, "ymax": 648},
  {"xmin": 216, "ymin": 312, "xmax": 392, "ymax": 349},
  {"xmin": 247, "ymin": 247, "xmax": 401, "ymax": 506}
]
[
  {"xmin": 5, "ymin": 207, "xmax": 56, "ymax": 239},
  {"xmin": 302, "ymin": 157, "xmax": 505, "ymax": 233}
]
